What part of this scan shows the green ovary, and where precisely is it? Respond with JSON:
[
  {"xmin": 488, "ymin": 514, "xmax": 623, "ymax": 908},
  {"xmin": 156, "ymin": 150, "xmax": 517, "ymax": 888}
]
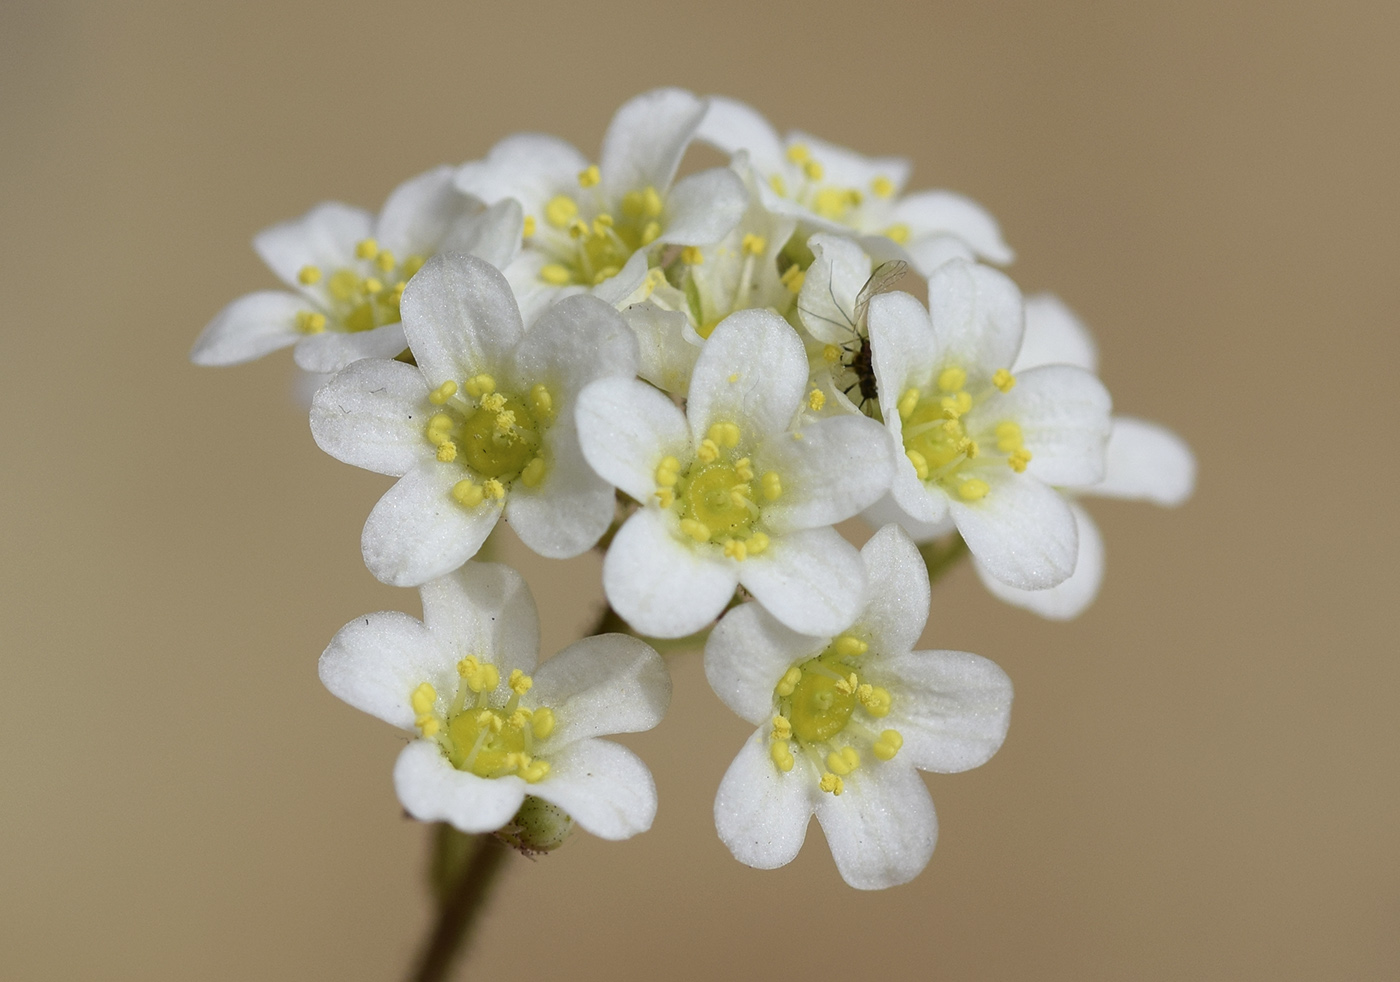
[
  {"xmin": 788, "ymin": 668, "xmax": 857, "ymax": 743},
  {"xmin": 682, "ymin": 464, "xmax": 754, "ymax": 539},
  {"xmin": 458, "ymin": 396, "xmax": 540, "ymax": 478},
  {"xmin": 446, "ymin": 710, "xmax": 528, "ymax": 777}
]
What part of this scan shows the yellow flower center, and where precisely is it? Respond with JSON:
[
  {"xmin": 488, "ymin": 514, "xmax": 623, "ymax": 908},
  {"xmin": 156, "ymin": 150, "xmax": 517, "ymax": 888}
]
[
  {"xmin": 652, "ymin": 422, "xmax": 780, "ymax": 560},
  {"xmin": 410, "ymin": 661, "xmax": 556, "ymax": 784},
  {"xmin": 423, "ymin": 375, "xmax": 555, "ymax": 508},
  {"xmin": 531, "ymin": 172, "xmax": 665, "ymax": 287},
  {"xmin": 897, "ymin": 364, "xmax": 1025, "ymax": 501},
  {"xmin": 294, "ymin": 240, "xmax": 426, "ymax": 334}
]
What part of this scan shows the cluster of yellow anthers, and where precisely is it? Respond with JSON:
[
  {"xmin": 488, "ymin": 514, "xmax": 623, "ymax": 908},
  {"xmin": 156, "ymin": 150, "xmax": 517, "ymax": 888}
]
[
  {"xmin": 768, "ymin": 143, "xmax": 910, "ymax": 244},
  {"xmin": 897, "ymin": 366, "xmax": 1024, "ymax": 502},
  {"xmin": 653, "ymin": 422, "xmax": 782, "ymax": 561},
  {"xmin": 294, "ymin": 238, "xmax": 427, "ymax": 335},
  {"xmin": 767, "ymin": 634, "xmax": 903, "ymax": 797},
  {"xmin": 411, "ymin": 658, "xmax": 557, "ymax": 784},
  {"xmin": 530, "ymin": 165, "xmax": 667, "ymax": 288},
  {"xmin": 420, "ymin": 373, "xmax": 554, "ymax": 508}
]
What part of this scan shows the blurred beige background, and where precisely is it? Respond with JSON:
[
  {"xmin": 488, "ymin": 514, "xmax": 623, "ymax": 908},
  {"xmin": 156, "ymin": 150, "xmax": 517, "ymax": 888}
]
[{"xmin": 2, "ymin": 1, "xmax": 1396, "ymax": 979}]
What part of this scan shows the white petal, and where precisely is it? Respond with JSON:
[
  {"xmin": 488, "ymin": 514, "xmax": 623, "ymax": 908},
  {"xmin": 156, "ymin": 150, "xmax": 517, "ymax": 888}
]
[
  {"xmin": 790, "ymin": 131, "xmax": 911, "ymax": 197},
  {"xmin": 622, "ymin": 302, "xmax": 699, "ymax": 394},
  {"xmin": 531, "ymin": 739, "xmax": 657, "ymax": 840},
  {"xmin": 797, "ymin": 233, "xmax": 870, "ymax": 345},
  {"xmin": 394, "ymin": 741, "xmax": 527, "ymax": 833},
  {"xmin": 420, "ymin": 561, "xmax": 540, "ymax": 678},
  {"xmin": 293, "ymin": 322, "xmax": 408, "ymax": 374},
  {"xmin": 705, "ymin": 602, "xmax": 824, "ymax": 725},
  {"xmin": 310, "ymin": 358, "xmax": 431, "ymax": 476},
  {"xmin": 758, "ymin": 415, "xmax": 893, "ymax": 533},
  {"xmin": 873, "ymin": 650, "xmax": 1013, "ymax": 772},
  {"xmin": 858, "ymin": 525, "xmax": 930, "ymax": 656},
  {"xmin": 815, "ymin": 759, "xmax": 936, "ymax": 890},
  {"xmin": 972, "ymin": 364, "xmax": 1112, "ymax": 488},
  {"xmin": 254, "ymin": 202, "xmax": 371, "ymax": 289},
  {"xmin": 602, "ymin": 508, "xmax": 739, "ymax": 638},
  {"xmin": 376, "ymin": 165, "xmax": 478, "ymax": 259},
  {"xmin": 715, "ymin": 732, "xmax": 817, "ymax": 870},
  {"xmin": 361, "ymin": 461, "xmax": 502, "ymax": 587},
  {"xmin": 437, "ymin": 198, "xmax": 524, "ymax": 270},
  {"xmin": 893, "ymin": 190, "xmax": 1013, "ymax": 266},
  {"xmin": 926, "ymin": 259, "xmax": 1024, "ymax": 374},
  {"xmin": 886, "ymin": 447, "xmax": 951, "ymax": 526},
  {"xmin": 531, "ymin": 634, "xmax": 670, "ymax": 748},
  {"xmin": 575, "ymin": 377, "xmax": 691, "ymax": 503},
  {"xmin": 1092, "ymin": 416, "xmax": 1196, "ymax": 506},
  {"xmin": 861, "ymin": 490, "xmax": 955, "ymax": 542},
  {"xmin": 950, "ymin": 472, "xmax": 1078, "ymax": 590},
  {"xmin": 510, "ymin": 294, "xmax": 638, "ymax": 406},
  {"xmin": 319, "ymin": 610, "xmax": 451, "ymax": 730},
  {"xmin": 505, "ymin": 427, "xmax": 616, "ymax": 559},
  {"xmin": 1015, "ymin": 293, "xmax": 1099, "ymax": 372},
  {"xmin": 659, "ymin": 167, "xmax": 748, "ymax": 245},
  {"xmin": 399, "ymin": 253, "xmax": 522, "ymax": 389},
  {"xmin": 900, "ymin": 234, "xmax": 976, "ymax": 275},
  {"xmin": 687, "ymin": 310, "xmax": 806, "ymax": 440},
  {"xmin": 454, "ymin": 133, "xmax": 587, "ymax": 213},
  {"xmin": 868, "ymin": 290, "xmax": 941, "ymax": 422},
  {"xmin": 599, "ymin": 87, "xmax": 706, "ymax": 202},
  {"xmin": 695, "ymin": 96, "xmax": 786, "ymax": 174},
  {"xmin": 974, "ymin": 502, "xmax": 1104, "ymax": 620},
  {"xmin": 190, "ymin": 291, "xmax": 303, "ymax": 366},
  {"xmin": 589, "ymin": 248, "xmax": 652, "ymax": 307},
  {"xmin": 739, "ymin": 527, "xmax": 866, "ymax": 638}
]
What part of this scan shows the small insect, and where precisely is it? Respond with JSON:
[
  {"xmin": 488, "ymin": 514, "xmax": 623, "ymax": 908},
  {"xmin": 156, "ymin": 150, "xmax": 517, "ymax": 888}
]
[{"xmin": 799, "ymin": 259, "xmax": 909, "ymax": 412}]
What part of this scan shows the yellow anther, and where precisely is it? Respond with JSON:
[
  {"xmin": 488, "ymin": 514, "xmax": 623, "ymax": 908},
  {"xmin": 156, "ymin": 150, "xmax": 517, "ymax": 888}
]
[
  {"xmin": 428, "ymin": 380, "xmax": 458, "ymax": 405},
  {"xmin": 823, "ymin": 344, "xmax": 843, "ymax": 365},
  {"xmin": 402, "ymin": 255, "xmax": 426, "ymax": 278},
  {"xmin": 530, "ymin": 707, "xmax": 555, "ymax": 740},
  {"xmin": 995, "ymin": 420, "xmax": 1024, "ymax": 452},
  {"xmin": 521, "ymin": 761, "xmax": 551, "ymax": 783},
  {"xmin": 521, "ymin": 456, "xmax": 547, "ymax": 488},
  {"xmin": 296, "ymin": 311, "xmax": 327, "ymax": 334},
  {"xmin": 528, "ymin": 383, "xmax": 553, "ymax": 417},
  {"xmin": 297, "ymin": 265, "xmax": 322, "ymax": 285},
  {"xmin": 775, "ymin": 666, "xmax": 803, "ymax": 698},
  {"xmin": 483, "ymin": 478, "xmax": 506, "ymax": 500},
  {"xmin": 769, "ymin": 173, "xmax": 788, "ymax": 196},
  {"xmin": 644, "ymin": 268, "xmax": 667, "ymax": 293},
  {"xmin": 436, "ymin": 441, "xmax": 458, "ymax": 463},
  {"xmin": 993, "ymin": 369, "xmax": 1016, "ymax": 392},
  {"xmin": 884, "ymin": 223, "xmax": 911, "ymax": 244},
  {"xmin": 642, "ymin": 186, "xmax": 664, "ymax": 217},
  {"xmin": 814, "ymin": 187, "xmax": 851, "ymax": 219},
  {"xmin": 375, "ymin": 249, "xmax": 396, "ymax": 273},
  {"xmin": 679, "ymin": 518, "xmax": 711, "ymax": 543},
  {"xmin": 941, "ymin": 391, "xmax": 973, "ymax": 417},
  {"xmin": 872, "ymin": 728, "xmax": 904, "ymax": 761},
  {"xmin": 452, "ymin": 480, "xmax": 484, "ymax": 507},
  {"xmin": 654, "ymin": 488, "xmax": 675, "ymax": 509},
  {"xmin": 363, "ymin": 277, "xmax": 383, "ymax": 294},
  {"xmin": 656, "ymin": 456, "xmax": 681, "ymax": 485},
  {"xmin": 897, "ymin": 387, "xmax": 920, "ymax": 421},
  {"xmin": 780, "ymin": 265, "xmax": 805, "ymax": 292},
  {"xmin": 463, "ymin": 374, "xmax": 496, "ymax": 398},
  {"xmin": 728, "ymin": 373, "xmax": 740, "ymax": 383},
  {"xmin": 509, "ymin": 669, "xmax": 534, "ymax": 695},
  {"xmin": 621, "ymin": 190, "xmax": 644, "ymax": 217},
  {"xmin": 544, "ymin": 194, "xmax": 578, "ymax": 229},
  {"xmin": 834, "ymin": 672, "xmax": 859, "ymax": 695},
  {"xmin": 906, "ymin": 449, "xmax": 929, "ymax": 481},
  {"xmin": 594, "ymin": 212, "xmax": 614, "ymax": 229},
  {"xmin": 427, "ymin": 413, "xmax": 454, "ymax": 440},
  {"xmin": 771, "ymin": 715, "xmax": 792, "ymax": 740},
  {"xmin": 735, "ymin": 457, "xmax": 754, "ymax": 482},
  {"xmin": 746, "ymin": 532, "xmax": 770, "ymax": 555},
  {"xmin": 938, "ymin": 366, "xmax": 967, "ymax": 392},
  {"xmin": 723, "ymin": 539, "xmax": 748, "ymax": 561},
  {"xmin": 1008, "ymin": 448, "xmax": 1032, "ymax": 473},
  {"xmin": 819, "ymin": 773, "xmax": 844, "ymax": 795},
  {"xmin": 786, "ymin": 143, "xmax": 811, "ymax": 164},
  {"xmin": 568, "ymin": 218, "xmax": 590, "ymax": 240},
  {"xmin": 859, "ymin": 685, "xmax": 892, "ymax": 718},
  {"xmin": 508, "ymin": 710, "xmax": 531, "ymax": 730},
  {"xmin": 803, "ymin": 160, "xmax": 825, "ymax": 181},
  {"xmin": 328, "ymin": 269, "xmax": 359, "ymax": 300},
  {"xmin": 807, "ymin": 388, "xmax": 826, "ymax": 411},
  {"xmin": 522, "ymin": 215, "xmax": 536, "ymax": 238},
  {"xmin": 578, "ymin": 164, "xmax": 601, "ymax": 188},
  {"xmin": 826, "ymin": 747, "xmax": 859, "ymax": 775},
  {"xmin": 834, "ymin": 635, "xmax": 868, "ymax": 657},
  {"xmin": 417, "ymin": 715, "xmax": 441, "ymax": 737},
  {"xmin": 354, "ymin": 238, "xmax": 379, "ymax": 260},
  {"xmin": 493, "ymin": 410, "xmax": 517, "ymax": 434},
  {"xmin": 410, "ymin": 682, "xmax": 437, "ymax": 716},
  {"xmin": 477, "ymin": 710, "xmax": 504, "ymax": 733},
  {"xmin": 696, "ymin": 439, "xmax": 719, "ymax": 463},
  {"xmin": 871, "ymin": 175, "xmax": 895, "ymax": 198},
  {"xmin": 591, "ymin": 265, "xmax": 620, "ymax": 285},
  {"xmin": 770, "ymin": 740, "xmax": 795, "ymax": 772},
  {"xmin": 944, "ymin": 418, "xmax": 965, "ymax": 436},
  {"xmin": 761, "ymin": 472, "xmax": 782, "ymax": 501},
  {"xmin": 741, "ymin": 233, "xmax": 766, "ymax": 255},
  {"xmin": 480, "ymin": 392, "xmax": 506, "ymax": 413},
  {"xmin": 680, "ymin": 246, "xmax": 704, "ymax": 265},
  {"xmin": 640, "ymin": 221, "xmax": 661, "ymax": 245},
  {"xmin": 708, "ymin": 422, "xmax": 741, "ymax": 448},
  {"xmin": 958, "ymin": 478, "xmax": 990, "ymax": 501},
  {"xmin": 457, "ymin": 655, "xmax": 480, "ymax": 679}
]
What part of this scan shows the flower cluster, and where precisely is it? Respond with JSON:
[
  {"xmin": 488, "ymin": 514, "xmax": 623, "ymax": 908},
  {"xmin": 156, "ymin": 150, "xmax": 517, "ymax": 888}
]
[{"xmin": 195, "ymin": 89, "xmax": 1194, "ymax": 888}]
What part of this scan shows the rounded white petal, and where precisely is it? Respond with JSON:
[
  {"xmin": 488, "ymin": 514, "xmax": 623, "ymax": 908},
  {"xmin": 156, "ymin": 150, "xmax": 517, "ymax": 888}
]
[
  {"xmin": 797, "ymin": 233, "xmax": 871, "ymax": 345},
  {"xmin": 858, "ymin": 525, "xmax": 931, "ymax": 656},
  {"xmin": 815, "ymin": 759, "xmax": 937, "ymax": 890},
  {"xmin": 622, "ymin": 302, "xmax": 699, "ymax": 394},
  {"xmin": 599, "ymin": 87, "xmax": 706, "ymax": 202},
  {"xmin": 589, "ymin": 248, "xmax": 652, "ymax": 307},
  {"xmin": 454, "ymin": 133, "xmax": 588, "ymax": 213},
  {"xmin": 576, "ymin": 377, "xmax": 691, "ymax": 503},
  {"xmin": 510, "ymin": 294, "xmax": 638, "ymax": 406},
  {"xmin": 758, "ymin": 415, "xmax": 894, "ymax": 533},
  {"xmin": 926, "ymin": 259, "xmax": 1024, "ymax": 374},
  {"xmin": 715, "ymin": 732, "xmax": 817, "ymax": 870},
  {"xmin": 437, "ymin": 198, "xmax": 524, "ymax": 270},
  {"xmin": 974, "ymin": 501, "xmax": 1104, "ymax": 620},
  {"xmin": 602, "ymin": 508, "xmax": 739, "ymax": 638},
  {"xmin": 973, "ymin": 364, "xmax": 1112, "ymax": 488},
  {"xmin": 949, "ymin": 472, "xmax": 1078, "ymax": 590},
  {"xmin": 1015, "ymin": 293, "xmax": 1099, "ymax": 372},
  {"xmin": 886, "ymin": 449, "xmax": 951, "ymax": 526},
  {"xmin": 687, "ymin": 310, "xmax": 806, "ymax": 440},
  {"xmin": 790, "ymin": 131, "xmax": 911, "ymax": 198},
  {"xmin": 868, "ymin": 290, "xmax": 941, "ymax": 421},
  {"xmin": 399, "ymin": 253, "xmax": 522, "ymax": 389},
  {"xmin": 293, "ymin": 321, "xmax": 408, "ymax": 374},
  {"xmin": 531, "ymin": 634, "xmax": 670, "ymax": 748},
  {"xmin": 705, "ymin": 602, "xmax": 825, "ymax": 725},
  {"xmin": 361, "ymin": 461, "xmax": 502, "ymax": 587},
  {"xmin": 659, "ymin": 167, "xmax": 748, "ymax": 245},
  {"xmin": 1092, "ymin": 416, "xmax": 1196, "ymax": 506},
  {"xmin": 861, "ymin": 490, "xmax": 955, "ymax": 543},
  {"xmin": 310, "ymin": 358, "xmax": 431, "ymax": 476},
  {"xmin": 319, "ymin": 610, "xmax": 451, "ymax": 731},
  {"xmin": 419, "ymin": 561, "xmax": 541, "ymax": 678},
  {"xmin": 394, "ymin": 741, "xmax": 527, "ymax": 833},
  {"xmin": 254, "ymin": 202, "xmax": 372, "ymax": 289},
  {"xmin": 873, "ymin": 649, "xmax": 1013, "ymax": 772},
  {"xmin": 505, "ymin": 428, "xmax": 616, "ymax": 559},
  {"xmin": 530, "ymin": 739, "xmax": 657, "ymax": 840},
  {"xmin": 893, "ymin": 190, "xmax": 1013, "ymax": 267},
  {"xmin": 739, "ymin": 526, "xmax": 866, "ymax": 638},
  {"xmin": 190, "ymin": 291, "xmax": 303, "ymax": 366},
  {"xmin": 695, "ymin": 96, "xmax": 786, "ymax": 174},
  {"xmin": 376, "ymin": 165, "xmax": 478, "ymax": 259},
  {"xmin": 900, "ymin": 234, "xmax": 976, "ymax": 275}
]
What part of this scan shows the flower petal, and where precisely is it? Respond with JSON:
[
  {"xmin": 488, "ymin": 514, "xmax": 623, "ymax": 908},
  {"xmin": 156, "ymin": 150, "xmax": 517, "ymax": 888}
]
[
  {"xmin": 974, "ymin": 501, "xmax": 1104, "ymax": 620},
  {"xmin": 375, "ymin": 165, "xmax": 478, "ymax": 258},
  {"xmin": 715, "ymin": 732, "xmax": 817, "ymax": 870},
  {"xmin": 758, "ymin": 415, "xmax": 893, "ymax": 533},
  {"xmin": 860, "ymin": 491, "xmax": 955, "ymax": 543},
  {"xmin": 394, "ymin": 741, "xmax": 527, "ymax": 833},
  {"xmin": 576, "ymin": 377, "xmax": 691, "ymax": 503},
  {"xmin": 1015, "ymin": 293, "xmax": 1099, "ymax": 372},
  {"xmin": 972, "ymin": 364, "xmax": 1112, "ymax": 488},
  {"xmin": 310, "ymin": 358, "xmax": 431, "ymax": 476},
  {"xmin": 531, "ymin": 738, "xmax": 657, "ymax": 840},
  {"xmin": 886, "ymin": 450, "xmax": 951, "ymax": 527},
  {"xmin": 705, "ymin": 602, "xmax": 824, "ymax": 725},
  {"xmin": 319, "ymin": 610, "xmax": 451, "ymax": 730},
  {"xmin": 419, "ymin": 561, "xmax": 541, "ymax": 678},
  {"xmin": 814, "ymin": 759, "xmax": 936, "ymax": 890},
  {"xmin": 506, "ymin": 423, "xmax": 615, "ymax": 558},
  {"xmin": 399, "ymin": 253, "xmax": 523, "ymax": 389},
  {"xmin": 687, "ymin": 309, "xmax": 806, "ymax": 441},
  {"xmin": 695, "ymin": 96, "xmax": 786, "ymax": 174},
  {"xmin": 790, "ymin": 131, "xmax": 911, "ymax": 198},
  {"xmin": 531, "ymin": 634, "xmax": 670, "ymax": 748},
  {"xmin": 361, "ymin": 461, "xmax": 502, "ymax": 587},
  {"xmin": 926, "ymin": 259, "xmax": 1024, "ymax": 374},
  {"xmin": 254, "ymin": 202, "xmax": 372, "ymax": 289},
  {"xmin": 510, "ymin": 294, "xmax": 638, "ymax": 407},
  {"xmin": 602, "ymin": 508, "xmax": 739, "ymax": 638},
  {"xmin": 454, "ymin": 133, "xmax": 588, "ymax": 214},
  {"xmin": 1091, "ymin": 416, "xmax": 1196, "ymax": 506},
  {"xmin": 797, "ymin": 233, "xmax": 870, "ymax": 345},
  {"xmin": 893, "ymin": 190, "xmax": 1013, "ymax": 267},
  {"xmin": 868, "ymin": 289, "xmax": 941, "ymax": 420},
  {"xmin": 949, "ymin": 471, "xmax": 1078, "ymax": 590},
  {"xmin": 599, "ymin": 87, "xmax": 706, "ymax": 202},
  {"xmin": 437, "ymin": 198, "xmax": 524, "ymax": 270},
  {"xmin": 293, "ymin": 321, "xmax": 408, "ymax": 374},
  {"xmin": 190, "ymin": 291, "xmax": 303, "ymax": 366},
  {"xmin": 739, "ymin": 526, "xmax": 866, "ymax": 638},
  {"xmin": 622, "ymin": 301, "xmax": 699, "ymax": 394},
  {"xmin": 872, "ymin": 650, "xmax": 1013, "ymax": 772},
  {"xmin": 858, "ymin": 525, "xmax": 931, "ymax": 656},
  {"xmin": 659, "ymin": 166, "xmax": 748, "ymax": 246}
]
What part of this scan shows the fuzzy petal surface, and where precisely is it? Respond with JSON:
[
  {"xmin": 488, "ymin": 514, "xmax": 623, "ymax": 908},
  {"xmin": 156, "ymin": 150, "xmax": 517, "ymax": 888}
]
[
  {"xmin": 797, "ymin": 233, "xmax": 870, "ymax": 344},
  {"xmin": 758, "ymin": 415, "xmax": 893, "ymax": 533},
  {"xmin": 894, "ymin": 190, "xmax": 1013, "ymax": 266},
  {"xmin": 531, "ymin": 634, "xmax": 670, "ymax": 748},
  {"xmin": 974, "ymin": 502, "xmax": 1104, "ymax": 620},
  {"xmin": 293, "ymin": 322, "xmax": 408, "ymax": 374},
  {"xmin": 319, "ymin": 611, "xmax": 449, "ymax": 731},
  {"xmin": 869, "ymin": 290, "xmax": 941, "ymax": 417},
  {"xmin": 191, "ymin": 291, "xmax": 303, "ymax": 365},
  {"xmin": 739, "ymin": 526, "xmax": 866, "ymax": 638},
  {"xmin": 815, "ymin": 760, "xmax": 936, "ymax": 890},
  {"xmin": 974, "ymin": 364, "xmax": 1111, "ymax": 488},
  {"xmin": 705, "ymin": 602, "xmax": 824, "ymax": 725},
  {"xmin": 394, "ymin": 741, "xmax": 527, "ymax": 833},
  {"xmin": 695, "ymin": 96, "xmax": 786, "ymax": 173},
  {"xmin": 1092, "ymin": 416, "xmax": 1196, "ymax": 505},
  {"xmin": 531, "ymin": 739, "xmax": 657, "ymax": 840},
  {"xmin": 660, "ymin": 167, "xmax": 748, "ymax": 245},
  {"xmin": 600, "ymin": 87, "xmax": 706, "ymax": 202},
  {"xmin": 622, "ymin": 302, "xmax": 699, "ymax": 394},
  {"xmin": 454, "ymin": 133, "xmax": 587, "ymax": 213},
  {"xmin": 603, "ymin": 508, "xmax": 739, "ymax": 638},
  {"xmin": 874, "ymin": 650, "xmax": 1013, "ymax": 772},
  {"xmin": 399, "ymin": 254, "xmax": 522, "ymax": 389},
  {"xmin": 715, "ymin": 732, "xmax": 817, "ymax": 870},
  {"xmin": 419, "ymin": 562, "xmax": 540, "ymax": 678},
  {"xmin": 858, "ymin": 525, "xmax": 931, "ymax": 656},
  {"xmin": 376, "ymin": 165, "xmax": 478, "ymax": 258},
  {"xmin": 505, "ymin": 429, "xmax": 616, "ymax": 559},
  {"xmin": 361, "ymin": 461, "xmax": 502, "ymax": 587},
  {"xmin": 861, "ymin": 491, "xmax": 956, "ymax": 542},
  {"xmin": 791, "ymin": 131, "xmax": 911, "ymax": 197},
  {"xmin": 437, "ymin": 198, "xmax": 524, "ymax": 270},
  {"xmin": 576, "ymin": 378, "xmax": 691, "ymax": 503},
  {"xmin": 926, "ymin": 259, "xmax": 1024, "ymax": 373},
  {"xmin": 687, "ymin": 310, "xmax": 806, "ymax": 440},
  {"xmin": 510, "ymin": 294, "xmax": 638, "ymax": 406},
  {"xmin": 254, "ymin": 202, "xmax": 371, "ymax": 289},
  {"xmin": 949, "ymin": 472, "xmax": 1078, "ymax": 590},
  {"xmin": 310, "ymin": 358, "xmax": 431, "ymax": 476},
  {"xmin": 1015, "ymin": 293, "xmax": 1099, "ymax": 372}
]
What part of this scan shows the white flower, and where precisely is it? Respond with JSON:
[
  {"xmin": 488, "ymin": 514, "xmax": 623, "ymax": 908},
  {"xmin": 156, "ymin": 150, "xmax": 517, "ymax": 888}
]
[
  {"xmin": 455, "ymin": 88, "xmax": 748, "ymax": 325},
  {"xmin": 310, "ymin": 253, "xmax": 637, "ymax": 586},
  {"xmin": 575, "ymin": 309, "xmax": 894, "ymax": 639},
  {"xmin": 696, "ymin": 96, "xmax": 1012, "ymax": 275},
  {"xmin": 866, "ymin": 259, "xmax": 1113, "ymax": 590},
  {"xmin": 192, "ymin": 166, "xmax": 520, "ymax": 373},
  {"xmin": 971, "ymin": 294, "xmax": 1196, "ymax": 618},
  {"xmin": 705, "ymin": 524, "xmax": 1012, "ymax": 889},
  {"xmin": 319, "ymin": 562, "xmax": 670, "ymax": 839}
]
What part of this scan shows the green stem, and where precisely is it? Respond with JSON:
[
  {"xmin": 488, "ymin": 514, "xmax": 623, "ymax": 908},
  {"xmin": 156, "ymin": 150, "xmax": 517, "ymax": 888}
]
[{"xmin": 408, "ymin": 829, "xmax": 511, "ymax": 982}]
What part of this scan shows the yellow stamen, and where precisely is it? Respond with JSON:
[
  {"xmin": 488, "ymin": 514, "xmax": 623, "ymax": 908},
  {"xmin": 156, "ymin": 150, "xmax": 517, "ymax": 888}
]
[
  {"xmin": 679, "ymin": 518, "xmax": 711, "ymax": 543},
  {"xmin": 530, "ymin": 707, "xmax": 555, "ymax": 739},
  {"xmin": 770, "ymin": 740, "xmax": 795, "ymax": 772},
  {"xmin": 819, "ymin": 773, "xmax": 844, "ymax": 795},
  {"xmin": 833, "ymin": 635, "xmax": 868, "ymax": 657},
  {"xmin": 410, "ymin": 682, "xmax": 437, "ymax": 716},
  {"xmin": 577, "ymin": 164, "xmax": 601, "ymax": 188},
  {"xmin": 297, "ymin": 265, "xmax": 322, "ymax": 286},
  {"xmin": 993, "ymin": 369, "xmax": 1016, "ymax": 392},
  {"xmin": 428, "ymin": 380, "xmax": 458, "ymax": 405},
  {"xmin": 746, "ymin": 532, "xmax": 769, "ymax": 555},
  {"xmin": 522, "ymin": 215, "xmax": 536, "ymax": 238},
  {"xmin": 540, "ymin": 264, "xmax": 570, "ymax": 286},
  {"xmin": 775, "ymin": 666, "xmax": 802, "ymax": 698},
  {"xmin": 803, "ymin": 160, "xmax": 824, "ymax": 181},
  {"xmin": 355, "ymin": 238, "xmax": 379, "ymax": 260},
  {"xmin": 884, "ymin": 223, "xmax": 911, "ymax": 244},
  {"xmin": 761, "ymin": 472, "xmax": 782, "ymax": 501},
  {"xmin": 681, "ymin": 246, "xmax": 704, "ymax": 265},
  {"xmin": 452, "ymin": 480, "xmax": 484, "ymax": 507},
  {"xmin": 871, "ymin": 176, "xmax": 895, "ymax": 198},
  {"xmin": 741, "ymin": 233, "xmax": 766, "ymax": 256},
  {"xmin": 544, "ymin": 195, "xmax": 578, "ymax": 228},
  {"xmin": 807, "ymin": 388, "xmax": 826, "ymax": 411},
  {"xmin": 938, "ymin": 367, "xmax": 967, "ymax": 393},
  {"xmin": 509, "ymin": 669, "xmax": 533, "ymax": 695},
  {"xmin": 786, "ymin": 144, "xmax": 810, "ymax": 164},
  {"xmin": 872, "ymin": 728, "xmax": 903, "ymax": 761},
  {"xmin": 521, "ymin": 456, "xmax": 547, "ymax": 487},
  {"xmin": 436, "ymin": 442, "xmax": 458, "ymax": 463},
  {"xmin": 780, "ymin": 265, "xmax": 805, "ymax": 292},
  {"xmin": 958, "ymin": 478, "xmax": 990, "ymax": 501}
]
